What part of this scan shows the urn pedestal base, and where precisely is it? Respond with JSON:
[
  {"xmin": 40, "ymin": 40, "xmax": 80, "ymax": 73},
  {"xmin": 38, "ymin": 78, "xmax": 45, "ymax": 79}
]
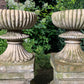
[
  {"xmin": 0, "ymin": 80, "xmax": 30, "ymax": 84},
  {"xmin": 0, "ymin": 59, "xmax": 34, "ymax": 84},
  {"xmin": 50, "ymin": 55, "xmax": 84, "ymax": 84},
  {"xmin": 50, "ymin": 72, "xmax": 84, "ymax": 84},
  {"xmin": 50, "ymin": 33, "xmax": 84, "ymax": 84}
]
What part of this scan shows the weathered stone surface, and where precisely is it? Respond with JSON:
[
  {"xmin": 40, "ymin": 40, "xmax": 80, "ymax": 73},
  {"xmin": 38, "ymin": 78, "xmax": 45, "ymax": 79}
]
[
  {"xmin": 0, "ymin": 9, "xmax": 37, "ymax": 63},
  {"xmin": 0, "ymin": 9, "xmax": 37, "ymax": 30},
  {"xmin": 51, "ymin": 9, "xmax": 84, "ymax": 84},
  {"xmin": 52, "ymin": 9, "xmax": 84, "ymax": 30},
  {"xmin": 0, "ymin": 9, "xmax": 36, "ymax": 84},
  {"xmin": 50, "ymin": 72, "xmax": 84, "ymax": 84},
  {"xmin": 0, "ymin": 80, "xmax": 30, "ymax": 84},
  {"xmin": 0, "ymin": 32, "xmax": 29, "ymax": 40},
  {"xmin": 0, "ymin": 59, "xmax": 34, "ymax": 84},
  {"xmin": 0, "ymin": 42, "xmax": 34, "ymax": 63}
]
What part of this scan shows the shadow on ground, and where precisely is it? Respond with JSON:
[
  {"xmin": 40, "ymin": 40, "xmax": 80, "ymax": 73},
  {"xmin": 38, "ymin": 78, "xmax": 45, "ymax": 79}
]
[{"xmin": 31, "ymin": 68, "xmax": 53, "ymax": 84}]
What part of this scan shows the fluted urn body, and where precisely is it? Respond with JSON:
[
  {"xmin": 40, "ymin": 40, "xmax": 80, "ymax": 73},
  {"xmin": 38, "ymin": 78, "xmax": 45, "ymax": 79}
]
[
  {"xmin": 51, "ymin": 9, "xmax": 84, "ymax": 84},
  {"xmin": 0, "ymin": 9, "xmax": 37, "ymax": 30},
  {"xmin": 0, "ymin": 9, "xmax": 37, "ymax": 63},
  {"xmin": 52, "ymin": 9, "xmax": 84, "ymax": 30}
]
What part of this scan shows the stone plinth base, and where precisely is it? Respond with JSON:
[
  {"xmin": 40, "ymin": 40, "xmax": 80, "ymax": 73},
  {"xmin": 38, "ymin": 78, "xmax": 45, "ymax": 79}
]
[
  {"xmin": 0, "ymin": 80, "xmax": 30, "ymax": 84},
  {"xmin": 50, "ymin": 53, "xmax": 84, "ymax": 84},
  {"xmin": 0, "ymin": 59, "xmax": 34, "ymax": 84},
  {"xmin": 50, "ymin": 72, "xmax": 84, "ymax": 84}
]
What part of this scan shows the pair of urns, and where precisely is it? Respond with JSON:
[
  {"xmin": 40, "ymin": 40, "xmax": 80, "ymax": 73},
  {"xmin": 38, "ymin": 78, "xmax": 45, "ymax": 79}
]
[{"xmin": 0, "ymin": 9, "xmax": 84, "ymax": 65}]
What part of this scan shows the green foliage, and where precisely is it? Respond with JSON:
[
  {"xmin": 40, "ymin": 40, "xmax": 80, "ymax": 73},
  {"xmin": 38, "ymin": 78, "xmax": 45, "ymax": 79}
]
[
  {"xmin": 5, "ymin": 0, "xmax": 35, "ymax": 11},
  {"xmin": 35, "ymin": 54, "xmax": 51, "ymax": 69},
  {"xmin": 55, "ymin": 0, "xmax": 84, "ymax": 11},
  {"xmin": 35, "ymin": 53, "xmax": 51, "ymax": 75},
  {"xmin": 23, "ymin": 38, "xmax": 35, "ymax": 53},
  {"xmin": 0, "ymin": 39, "xmax": 7, "ymax": 54},
  {"xmin": 0, "ymin": 30, "xmax": 7, "ymax": 54}
]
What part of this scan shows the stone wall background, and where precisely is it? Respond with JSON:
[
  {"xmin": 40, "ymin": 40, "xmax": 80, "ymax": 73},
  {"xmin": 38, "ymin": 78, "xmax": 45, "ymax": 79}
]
[
  {"xmin": 0, "ymin": 0, "xmax": 6, "ymax": 9},
  {"xmin": 0, "ymin": 0, "xmax": 20, "ymax": 9}
]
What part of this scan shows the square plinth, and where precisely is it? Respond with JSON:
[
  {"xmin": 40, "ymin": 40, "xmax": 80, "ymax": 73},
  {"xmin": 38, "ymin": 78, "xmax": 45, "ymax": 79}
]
[
  {"xmin": 51, "ymin": 71, "xmax": 84, "ymax": 84},
  {"xmin": 0, "ymin": 59, "xmax": 34, "ymax": 84},
  {"xmin": 0, "ymin": 80, "xmax": 30, "ymax": 84}
]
